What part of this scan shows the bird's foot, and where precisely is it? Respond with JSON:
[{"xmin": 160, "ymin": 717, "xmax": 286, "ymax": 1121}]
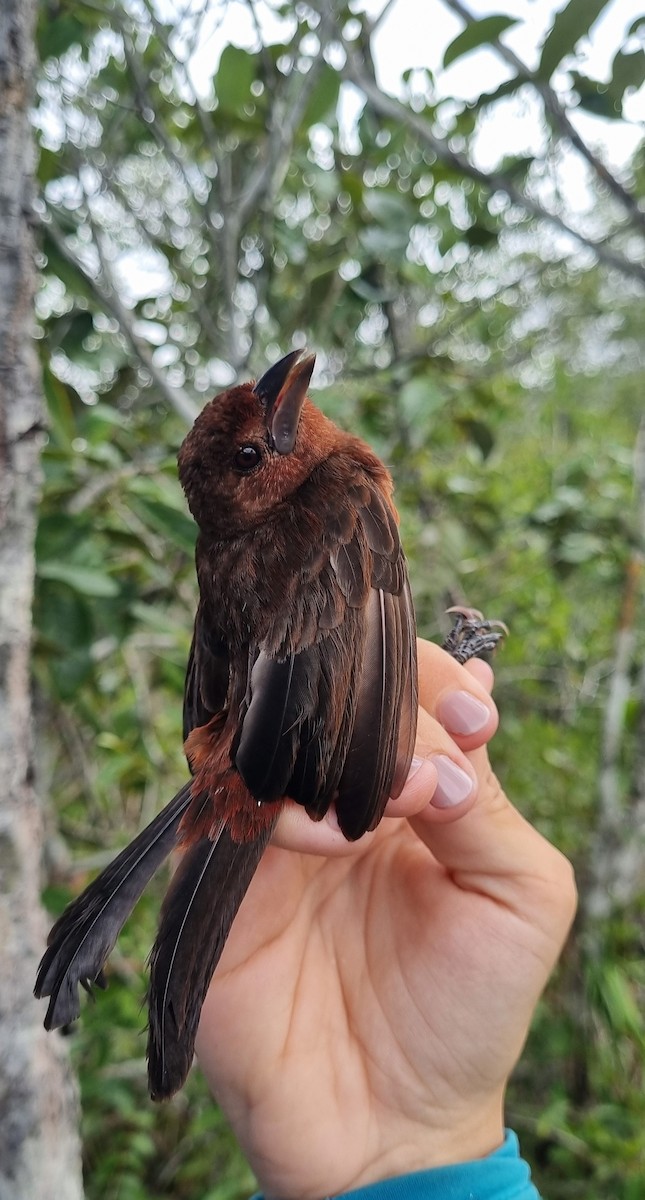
[{"xmin": 442, "ymin": 606, "xmax": 508, "ymax": 665}]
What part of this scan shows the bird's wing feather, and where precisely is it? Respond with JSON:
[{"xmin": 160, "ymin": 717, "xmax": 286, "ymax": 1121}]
[
  {"xmin": 322, "ymin": 472, "xmax": 417, "ymax": 836},
  {"xmin": 390, "ymin": 573, "xmax": 418, "ymax": 798},
  {"xmin": 182, "ymin": 606, "xmax": 229, "ymax": 743}
]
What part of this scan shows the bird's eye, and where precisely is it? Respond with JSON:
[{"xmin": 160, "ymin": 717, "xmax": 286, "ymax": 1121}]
[{"xmin": 234, "ymin": 444, "xmax": 262, "ymax": 471}]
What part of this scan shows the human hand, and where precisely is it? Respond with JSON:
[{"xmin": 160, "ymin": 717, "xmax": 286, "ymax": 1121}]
[{"xmin": 195, "ymin": 639, "xmax": 576, "ymax": 1200}]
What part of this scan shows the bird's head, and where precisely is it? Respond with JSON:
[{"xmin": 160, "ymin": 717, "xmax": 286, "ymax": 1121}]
[{"xmin": 178, "ymin": 350, "xmax": 335, "ymax": 535}]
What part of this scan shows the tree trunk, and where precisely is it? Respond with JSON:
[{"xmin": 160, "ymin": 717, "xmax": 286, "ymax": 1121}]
[{"xmin": 0, "ymin": 2, "xmax": 84, "ymax": 1197}]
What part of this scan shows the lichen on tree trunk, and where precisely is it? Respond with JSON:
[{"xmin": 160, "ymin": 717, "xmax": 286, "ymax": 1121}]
[{"xmin": 0, "ymin": 1, "xmax": 84, "ymax": 1197}]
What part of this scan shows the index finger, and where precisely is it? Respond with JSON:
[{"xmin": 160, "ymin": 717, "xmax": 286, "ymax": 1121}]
[{"xmin": 417, "ymin": 638, "xmax": 498, "ymax": 751}]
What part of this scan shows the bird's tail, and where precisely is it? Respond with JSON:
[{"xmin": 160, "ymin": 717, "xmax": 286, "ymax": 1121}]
[
  {"xmin": 147, "ymin": 814, "xmax": 278, "ymax": 1100},
  {"xmin": 35, "ymin": 781, "xmax": 194, "ymax": 1030}
]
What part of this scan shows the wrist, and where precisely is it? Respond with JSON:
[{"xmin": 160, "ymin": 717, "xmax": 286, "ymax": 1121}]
[
  {"xmin": 253, "ymin": 1130, "xmax": 540, "ymax": 1200},
  {"xmin": 343, "ymin": 1102, "xmax": 506, "ymax": 1189},
  {"xmin": 338, "ymin": 1130, "xmax": 540, "ymax": 1200},
  {"xmin": 251, "ymin": 1101, "xmax": 505, "ymax": 1200}
]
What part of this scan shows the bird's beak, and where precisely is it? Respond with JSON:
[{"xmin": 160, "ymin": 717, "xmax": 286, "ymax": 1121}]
[{"xmin": 253, "ymin": 350, "xmax": 316, "ymax": 454}]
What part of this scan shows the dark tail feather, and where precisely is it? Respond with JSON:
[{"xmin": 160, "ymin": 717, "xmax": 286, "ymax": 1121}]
[
  {"xmin": 147, "ymin": 814, "xmax": 278, "ymax": 1101},
  {"xmin": 35, "ymin": 782, "xmax": 194, "ymax": 1030}
]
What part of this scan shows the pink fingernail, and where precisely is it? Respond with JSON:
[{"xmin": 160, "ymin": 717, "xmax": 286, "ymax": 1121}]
[
  {"xmin": 325, "ymin": 805, "xmax": 342, "ymax": 833},
  {"xmin": 431, "ymin": 755, "xmax": 474, "ymax": 808},
  {"xmin": 438, "ymin": 691, "xmax": 490, "ymax": 736},
  {"xmin": 407, "ymin": 756, "xmax": 426, "ymax": 781}
]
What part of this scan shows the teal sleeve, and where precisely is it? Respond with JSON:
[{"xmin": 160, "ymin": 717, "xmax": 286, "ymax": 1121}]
[{"xmin": 251, "ymin": 1130, "xmax": 542, "ymax": 1200}]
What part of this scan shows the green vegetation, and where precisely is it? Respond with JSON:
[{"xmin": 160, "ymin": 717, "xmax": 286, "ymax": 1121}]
[{"xmin": 33, "ymin": 1, "xmax": 644, "ymax": 1195}]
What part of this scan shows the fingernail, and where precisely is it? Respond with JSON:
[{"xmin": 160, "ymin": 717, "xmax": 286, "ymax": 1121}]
[
  {"xmin": 438, "ymin": 691, "xmax": 490, "ymax": 736},
  {"xmin": 408, "ymin": 756, "xmax": 427, "ymax": 780},
  {"xmin": 325, "ymin": 805, "xmax": 342, "ymax": 833},
  {"xmin": 431, "ymin": 755, "xmax": 474, "ymax": 808}
]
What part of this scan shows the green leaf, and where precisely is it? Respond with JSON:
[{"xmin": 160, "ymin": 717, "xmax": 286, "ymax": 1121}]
[
  {"xmin": 363, "ymin": 191, "xmax": 413, "ymax": 229},
  {"xmin": 400, "ymin": 377, "xmax": 446, "ymax": 424},
  {"xmin": 50, "ymin": 650, "xmax": 94, "ymax": 699},
  {"xmin": 531, "ymin": 486, "xmax": 585, "ymax": 525},
  {"xmin": 215, "ymin": 46, "xmax": 256, "ymax": 114},
  {"xmin": 129, "ymin": 602, "xmax": 187, "ymax": 637},
  {"xmin": 359, "ymin": 225, "xmax": 410, "ymax": 258},
  {"xmin": 36, "ymin": 514, "xmax": 90, "ymax": 561},
  {"xmin": 129, "ymin": 497, "xmax": 196, "ymax": 552},
  {"xmin": 557, "ymin": 531, "xmax": 604, "ymax": 564},
  {"xmin": 596, "ymin": 965, "xmax": 644, "ymax": 1039},
  {"xmin": 38, "ymin": 562, "xmax": 120, "ymax": 598},
  {"xmin": 463, "ymin": 222, "xmax": 498, "ymax": 248},
  {"xmin": 443, "ymin": 16, "xmax": 518, "ymax": 69},
  {"xmin": 42, "ymin": 231, "xmax": 93, "ymax": 301},
  {"xmin": 38, "ymin": 147, "xmax": 63, "ymax": 186},
  {"xmin": 35, "ymin": 582, "xmax": 94, "ymax": 651},
  {"xmin": 539, "ymin": 0, "xmax": 609, "ymax": 80},
  {"xmin": 570, "ymin": 72, "xmax": 621, "ymax": 119},
  {"xmin": 497, "ymin": 154, "xmax": 534, "ymax": 182},
  {"xmin": 349, "ymin": 277, "xmax": 398, "ymax": 303},
  {"xmin": 86, "ymin": 404, "xmax": 132, "ymax": 431},
  {"xmin": 59, "ymin": 311, "xmax": 95, "ymax": 357},
  {"xmin": 608, "ymin": 49, "xmax": 645, "ymax": 106},
  {"xmin": 459, "ymin": 418, "xmax": 495, "ymax": 459},
  {"xmin": 42, "ymin": 366, "xmax": 76, "ymax": 445},
  {"xmin": 472, "ymin": 75, "xmax": 524, "ymax": 111},
  {"xmin": 38, "ymin": 15, "xmax": 85, "ymax": 61},
  {"xmin": 303, "ymin": 64, "xmax": 340, "ymax": 126}
]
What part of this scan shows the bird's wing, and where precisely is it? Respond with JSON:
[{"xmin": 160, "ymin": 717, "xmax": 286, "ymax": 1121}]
[
  {"xmin": 182, "ymin": 605, "xmax": 229, "ymax": 744},
  {"xmin": 232, "ymin": 463, "xmax": 418, "ymax": 840},
  {"xmin": 329, "ymin": 474, "xmax": 418, "ymax": 838}
]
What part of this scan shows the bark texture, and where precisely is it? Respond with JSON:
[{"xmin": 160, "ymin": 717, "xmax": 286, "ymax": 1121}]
[{"xmin": 0, "ymin": 1, "xmax": 84, "ymax": 1197}]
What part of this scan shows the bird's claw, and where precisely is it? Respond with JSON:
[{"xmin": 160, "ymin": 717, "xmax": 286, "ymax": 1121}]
[{"xmin": 442, "ymin": 606, "xmax": 508, "ymax": 665}]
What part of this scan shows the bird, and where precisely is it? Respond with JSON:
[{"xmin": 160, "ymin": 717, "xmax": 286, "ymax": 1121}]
[{"xmin": 35, "ymin": 348, "xmax": 503, "ymax": 1100}]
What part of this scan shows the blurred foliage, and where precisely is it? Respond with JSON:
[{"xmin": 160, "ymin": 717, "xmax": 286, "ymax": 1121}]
[{"xmin": 32, "ymin": 0, "xmax": 645, "ymax": 1196}]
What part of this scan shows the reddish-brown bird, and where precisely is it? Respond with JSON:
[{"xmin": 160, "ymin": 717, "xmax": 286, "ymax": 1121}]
[
  {"xmin": 36, "ymin": 350, "xmax": 504, "ymax": 1098},
  {"xmin": 35, "ymin": 350, "xmax": 421, "ymax": 1100}
]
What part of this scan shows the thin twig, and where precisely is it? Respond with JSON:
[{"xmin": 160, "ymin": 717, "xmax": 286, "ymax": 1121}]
[{"xmin": 366, "ymin": 0, "xmax": 399, "ymax": 37}]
